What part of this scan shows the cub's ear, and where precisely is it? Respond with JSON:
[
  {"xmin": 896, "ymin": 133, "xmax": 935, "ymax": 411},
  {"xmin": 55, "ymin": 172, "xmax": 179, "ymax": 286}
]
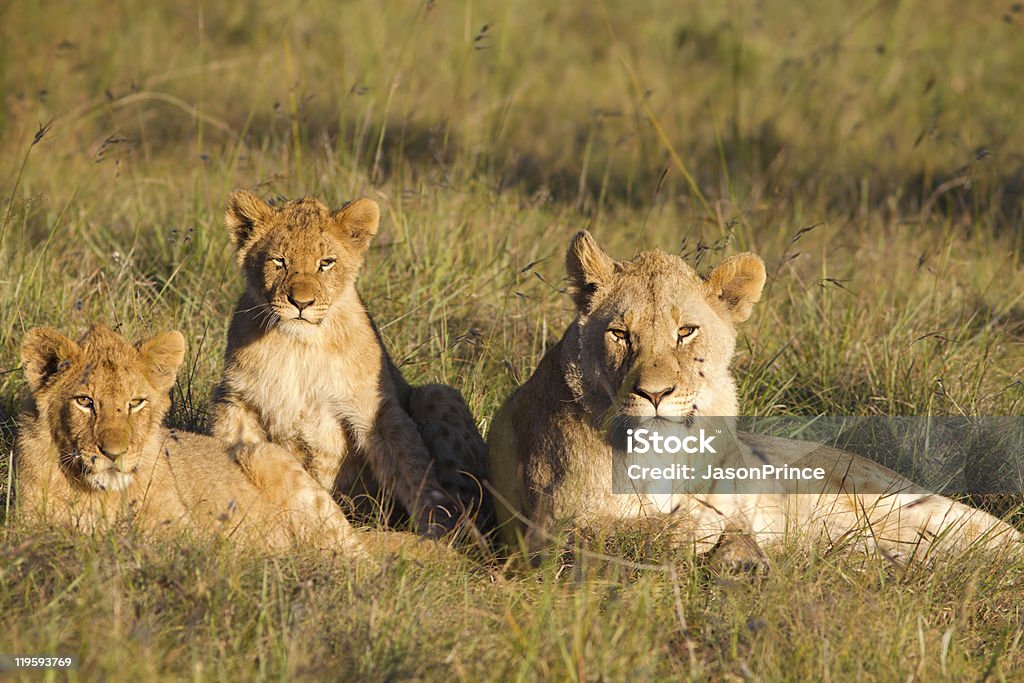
[
  {"xmin": 332, "ymin": 198, "xmax": 380, "ymax": 252},
  {"xmin": 137, "ymin": 331, "xmax": 186, "ymax": 392},
  {"xmin": 703, "ymin": 253, "xmax": 767, "ymax": 323},
  {"xmin": 22, "ymin": 328, "xmax": 82, "ymax": 391},
  {"xmin": 225, "ymin": 191, "xmax": 272, "ymax": 249},
  {"xmin": 566, "ymin": 231, "xmax": 616, "ymax": 313}
]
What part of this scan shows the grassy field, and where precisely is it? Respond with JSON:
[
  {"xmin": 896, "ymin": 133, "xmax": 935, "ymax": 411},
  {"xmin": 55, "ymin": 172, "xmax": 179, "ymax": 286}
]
[{"xmin": 2, "ymin": 0, "xmax": 1024, "ymax": 679}]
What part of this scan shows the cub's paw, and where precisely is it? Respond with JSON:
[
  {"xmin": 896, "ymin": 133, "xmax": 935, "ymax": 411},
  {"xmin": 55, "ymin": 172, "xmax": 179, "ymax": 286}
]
[{"xmin": 417, "ymin": 490, "xmax": 458, "ymax": 539}]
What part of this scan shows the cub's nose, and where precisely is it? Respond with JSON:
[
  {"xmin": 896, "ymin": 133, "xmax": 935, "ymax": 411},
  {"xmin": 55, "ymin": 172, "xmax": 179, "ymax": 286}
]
[
  {"xmin": 287, "ymin": 292, "xmax": 315, "ymax": 312},
  {"xmin": 632, "ymin": 384, "xmax": 676, "ymax": 409},
  {"xmin": 98, "ymin": 437, "xmax": 128, "ymax": 461}
]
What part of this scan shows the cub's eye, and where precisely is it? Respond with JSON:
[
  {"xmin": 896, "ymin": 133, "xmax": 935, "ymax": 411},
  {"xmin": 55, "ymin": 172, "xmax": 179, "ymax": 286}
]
[
  {"xmin": 128, "ymin": 398, "xmax": 147, "ymax": 413},
  {"xmin": 73, "ymin": 396, "xmax": 94, "ymax": 410},
  {"xmin": 677, "ymin": 325, "xmax": 699, "ymax": 342},
  {"xmin": 608, "ymin": 328, "xmax": 629, "ymax": 342},
  {"xmin": 269, "ymin": 257, "xmax": 286, "ymax": 269},
  {"xmin": 319, "ymin": 258, "xmax": 336, "ymax": 272}
]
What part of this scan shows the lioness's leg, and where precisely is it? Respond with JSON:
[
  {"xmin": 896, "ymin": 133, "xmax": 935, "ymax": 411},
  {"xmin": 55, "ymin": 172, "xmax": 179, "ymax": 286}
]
[
  {"xmin": 234, "ymin": 443, "xmax": 368, "ymax": 559},
  {"xmin": 407, "ymin": 383, "xmax": 493, "ymax": 534},
  {"xmin": 790, "ymin": 492, "xmax": 1019, "ymax": 561},
  {"xmin": 874, "ymin": 494, "xmax": 1018, "ymax": 557}
]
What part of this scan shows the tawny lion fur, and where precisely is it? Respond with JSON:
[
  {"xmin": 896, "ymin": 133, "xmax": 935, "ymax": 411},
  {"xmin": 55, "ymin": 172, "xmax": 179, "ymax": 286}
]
[
  {"xmin": 210, "ymin": 192, "xmax": 490, "ymax": 538},
  {"xmin": 14, "ymin": 325, "xmax": 367, "ymax": 557},
  {"xmin": 486, "ymin": 231, "xmax": 1019, "ymax": 564}
]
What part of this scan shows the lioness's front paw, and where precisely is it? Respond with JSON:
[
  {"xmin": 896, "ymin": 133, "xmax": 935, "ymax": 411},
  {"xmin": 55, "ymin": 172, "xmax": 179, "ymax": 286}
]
[{"xmin": 709, "ymin": 532, "xmax": 769, "ymax": 574}]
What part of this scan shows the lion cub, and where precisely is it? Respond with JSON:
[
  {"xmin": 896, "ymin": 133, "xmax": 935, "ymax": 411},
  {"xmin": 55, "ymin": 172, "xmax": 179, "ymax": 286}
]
[
  {"xmin": 210, "ymin": 192, "xmax": 490, "ymax": 538},
  {"xmin": 14, "ymin": 325, "xmax": 367, "ymax": 557}
]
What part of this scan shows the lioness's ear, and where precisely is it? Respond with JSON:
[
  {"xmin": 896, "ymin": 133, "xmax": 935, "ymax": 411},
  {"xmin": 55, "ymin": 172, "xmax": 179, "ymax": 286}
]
[
  {"xmin": 22, "ymin": 328, "xmax": 82, "ymax": 391},
  {"xmin": 137, "ymin": 331, "xmax": 186, "ymax": 392},
  {"xmin": 566, "ymin": 231, "xmax": 616, "ymax": 312},
  {"xmin": 703, "ymin": 253, "xmax": 767, "ymax": 323},
  {"xmin": 225, "ymin": 190, "xmax": 272, "ymax": 249},
  {"xmin": 332, "ymin": 198, "xmax": 380, "ymax": 252}
]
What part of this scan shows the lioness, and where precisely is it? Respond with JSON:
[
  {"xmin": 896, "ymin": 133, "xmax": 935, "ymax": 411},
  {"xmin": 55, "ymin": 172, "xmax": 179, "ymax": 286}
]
[
  {"xmin": 211, "ymin": 192, "xmax": 490, "ymax": 538},
  {"xmin": 14, "ymin": 325, "xmax": 367, "ymax": 557},
  {"xmin": 487, "ymin": 231, "xmax": 1019, "ymax": 563}
]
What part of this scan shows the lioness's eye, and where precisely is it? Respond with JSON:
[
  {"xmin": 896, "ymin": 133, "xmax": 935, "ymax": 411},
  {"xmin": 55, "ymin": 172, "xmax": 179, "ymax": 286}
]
[
  {"xmin": 269, "ymin": 257, "xmax": 286, "ymax": 269},
  {"xmin": 128, "ymin": 398, "xmax": 147, "ymax": 413},
  {"xmin": 608, "ymin": 328, "xmax": 629, "ymax": 342},
  {"xmin": 74, "ymin": 396, "xmax": 94, "ymax": 410},
  {"xmin": 319, "ymin": 258, "xmax": 336, "ymax": 272},
  {"xmin": 677, "ymin": 325, "xmax": 699, "ymax": 341}
]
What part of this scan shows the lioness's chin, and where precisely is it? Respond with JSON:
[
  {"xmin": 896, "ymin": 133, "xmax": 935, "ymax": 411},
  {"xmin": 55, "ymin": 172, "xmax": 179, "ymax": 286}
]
[
  {"xmin": 618, "ymin": 406, "xmax": 660, "ymax": 418},
  {"xmin": 616, "ymin": 415, "xmax": 691, "ymax": 430},
  {"xmin": 615, "ymin": 403, "xmax": 694, "ymax": 420},
  {"xmin": 84, "ymin": 468, "xmax": 136, "ymax": 492}
]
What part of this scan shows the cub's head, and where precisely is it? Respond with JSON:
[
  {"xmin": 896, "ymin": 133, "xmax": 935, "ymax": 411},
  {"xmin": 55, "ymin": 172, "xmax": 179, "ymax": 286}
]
[
  {"xmin": 224, "ymin": 191, "xmax": 380, "ymax": 337},
  {"xmin": 565, "ymin": 231, "xmax": 765, "ymax": 419},
  {"xmin": 21, "ymin": 325, "xmax": 185, "ymax": 492}
]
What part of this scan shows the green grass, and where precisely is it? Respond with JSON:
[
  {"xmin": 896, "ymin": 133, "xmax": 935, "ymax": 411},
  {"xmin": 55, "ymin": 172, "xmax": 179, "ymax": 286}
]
[{"xmin": 1, "ymin": 0, "xmax": 1023, "ymax": 679}]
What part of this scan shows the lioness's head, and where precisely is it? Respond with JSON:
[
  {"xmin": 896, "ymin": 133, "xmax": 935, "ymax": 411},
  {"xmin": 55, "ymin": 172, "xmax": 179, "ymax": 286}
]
[
  {"xmin": 224, "ymin": 191, "xmax": 380, "ymax": 337},
  {"xmin": 21, "ymin": 325, "xmax": 185, "ymax": 492},
  {"xmin": 564, "ymin": 231, "xmax": 765, "ymax": 419}
]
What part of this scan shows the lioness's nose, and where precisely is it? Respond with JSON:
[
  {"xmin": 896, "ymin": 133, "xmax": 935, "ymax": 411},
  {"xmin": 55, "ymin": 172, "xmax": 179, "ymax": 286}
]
[
  {"xmin": 288, "ymin": 292, "xmax": 314, "ymax": 312},
  {"xmin": 633, "ymin": 384, "xmax": 676, "ymax": 408}
]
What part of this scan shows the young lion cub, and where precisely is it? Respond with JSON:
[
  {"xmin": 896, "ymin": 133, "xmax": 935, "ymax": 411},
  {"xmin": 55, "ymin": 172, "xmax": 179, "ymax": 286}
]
[
  {"xmin": 14, "ymin": 325, "xmax": 367, "ymax": 557},
  {"xmin": 210, "ymin": 192, "xmax": 490, "ymax": 538}
]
